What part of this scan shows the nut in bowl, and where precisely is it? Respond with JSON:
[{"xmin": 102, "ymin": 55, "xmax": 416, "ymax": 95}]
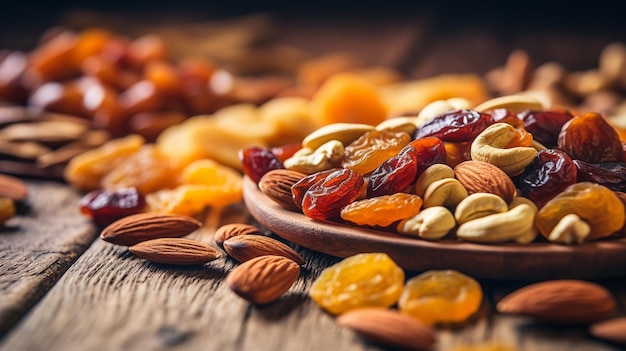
[{"xmin": 241, "ymin": 97, "xmax": 626, "ymax": 280}]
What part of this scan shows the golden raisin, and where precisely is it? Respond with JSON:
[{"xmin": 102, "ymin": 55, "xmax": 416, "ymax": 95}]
[
  {"xmin": 342, "ymin": 130, "xmax": 411, "ymax": 175},
  {"xmin": 398, "ymin": 270, "xmax": 483, "ymax": 325},
  {"xmin": 309, "ymin": 253, "xmax": 404, "ymax": 315},
  {"xmin": 340, "ymin": 193, "xmax": 423, "ymax": 227},
  {"xmin": 146, "ymin": 184, "xmax": 242, "ymax": 216},
  {"xmin": 535, "ymin": 182, "xmax": 625, "ymax": 241}
]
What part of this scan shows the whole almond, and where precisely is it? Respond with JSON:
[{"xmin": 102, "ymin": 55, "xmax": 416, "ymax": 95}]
[
  {"xmin": 0, "ymin": 173, "xmax": 28, "ymax": 201},
  {"xmin": 100, "ymin": 213, "xmax": 202, "ymax": 246},
  {"xmin": 214, "ymin": 223, "xmax": 263, "ymax": 248},
  {"xmin": 226, "ymin": 255, "xmax": 300, "ymax": 304},
  {"xmin": 589, "ymin": 317, "xmax": 626, "ymax": 345},
  {"xmin": 497, "ymin": 279, "xmax": 616, "ymax": 324},
  {"xmin": 223, "ymin": 235, "xmax": 305, "ymax": 265},
  {"xmin": 129, "ymin": 237, "xmax": 221, "ymax": 265},
  {"xmin": 258, "ymin": 169, "xmax": 307, "ymax": 211},
  {"xmin": 454, "ymin": 160, "xmax": 516, "ymax": 203},
  {"xmin": 337, "ymin": 307, "xmax": 437, "ymax": 351}
]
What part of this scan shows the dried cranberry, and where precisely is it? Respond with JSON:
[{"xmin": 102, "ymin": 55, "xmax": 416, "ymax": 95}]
[
  {"xmin": 518, "ymin": 149, "xmax": 577, "ymax": 208},
  {"xmin": 239, "ymin": 146, "xmax": 284, "ymax": 184},
  {"xmin": 78, "ymin": 187, "xmax": 146, "ymax": 226},
  {"xmin": 574, "ymin": 160, "xmax": 626, "ymax": 192},
  {"xmin": 518, "ymin": 109, "xmax": 574, "ymax": 148},
  {"xmin": 413, "ymin": 109, "xmax": 493, "ymax": 142}
]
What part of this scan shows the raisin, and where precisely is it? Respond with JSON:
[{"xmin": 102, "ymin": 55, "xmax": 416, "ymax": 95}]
[
  {"xmin": 518, "ymin": 109, "xmax": 574, "ymax": 148},
  {"xmin": 79, "ymin": 187, "xmax": 146, "ymax": 226},
  {"xmin": 490, "ymin": 108, "xmax": 525, "ymax": 129},
  {"xmin": 309, "ymin": 253, "xmax": 405, "ymax": 315},
  {"xmin": 518, "ymin": 149, "xmax": 577, "ymax": 208},
  {"xmin": 239, "ymin": 146, "xmax": 284, "ymax": 184},
  {"xmin": 398, "ymin": 270, "xmax": 483, "ymax": 325},
  {"xmin": 300, "ymin": 168, "xmax": 364, "ymax": 220},
  {"xmin": 536, "ymin": 182, "xmax": 625, "ymax": 241},
  {"xmin": 291, "ymin": 168, "xmax": 339, "ymax": 209},
  {"xmin": 340, "ymin": 193, "xmax": 423, "ymax": 227},
  {"xmin": 574, "ymin": 160, "xmax": 626, "ymax": 192},
  {"xmin": 367, "ymin": 137, "xmax": 445, "ymax": 197},
  {"xmin": 413, "ymin": 109, "xmax": 493, "ymax": 142},
  {"xmin": 342, "ymin": 130, "xmax": 411, "ymax": 175},
  {"xmin": 557, "ymin": 112, "xmax": 622, "ymax": 163}
]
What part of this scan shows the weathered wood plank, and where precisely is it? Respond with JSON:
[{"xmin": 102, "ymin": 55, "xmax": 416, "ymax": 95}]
[{"xmin": 0, "ymin": 180, "xmax": 97, "ymax": 336}]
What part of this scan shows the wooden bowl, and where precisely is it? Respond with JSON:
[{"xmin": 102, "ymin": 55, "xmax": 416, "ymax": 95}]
[{"xmin": 243, "ymin": 176, "xmax": 626, "ymax": 280}]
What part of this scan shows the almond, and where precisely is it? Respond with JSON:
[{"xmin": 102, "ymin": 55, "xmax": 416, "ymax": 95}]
[
  {"xmin": 454, "ymin": 160, "xmax": 516, "ymax": 203},
  {"xmin": 258, "ymin": 169, "xmax": 306, "ymax": 211},
  {"xmin": 223, "ymin": 235, "xmax": 305, "ymax": 265},
  {"xmin": 129, "ymin": 237, "xmax": 221, "ymax": 265},
  {"xmin": 337, "ymin": 307, "xmax": 437, "ymax": 351},
  {"xmin": 226, "ymin": 255, "xmax": 300, "ymax": 304},
  {"xmin": 496, "ymin": 279, "xmax": 616, "ymax": 324},
  {"xmin": 214, "ymin": 223, "xmax": 263, "ymax": 248},
  {"xmin": 100, "ymin": 213, "xmax": 202, "ymax": 246},
  {"xmin": 0, "ymin": 173, "xmax": 28, "ymax": 201},
  {"xmin": 589, "ymin": 317, "xmax": 626, "ymax": 345}
]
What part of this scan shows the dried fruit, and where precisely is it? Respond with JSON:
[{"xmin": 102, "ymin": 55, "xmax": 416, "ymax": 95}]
[
  {"xmin": 239, "ymin": 146, "xmax": 284, "ymax": 184},
  {"xmin": 309, "ymin": 253, "xmax": 404, "ymax": 315},
  {"xmin": 398, "ymin": 270, "xmax": 483, "ymax": 325},
  {"xmin": 497, "ymin": 279, "xmax": 616, "ymax": 324},
  {"xmin": 100, "ymin": 212, "xmax": 202, "ymax": 246},
  {"xmin": 535, "ymin": 182, "xmax": 625, "ymax": 241},
  {"xmin": 0, "ymin": 197, "xmax": 15, "ymax": 226},
  {"xmin": 145, "ymin": 183, "xmax": 242, "ymax": 216},
  {"xmin": 413, "ymin": 109, "xmax": 493, "ymax": 142},
  {"xmin": 78, "ymin": 187, "xmax": 146, "ymax": 226},
  {"xmin": 129, "ymin": 238, "xmax": 221, "ymax": 265},
  {"xmin": 337, "ymin": 308, "xmax": 437, "ymax": 351},
  {"xmin": 519, "ymin": 149, "xmax": 578, "ymax": 208},
  {"xmin": 518, "ymin": 109, "xmax": 574, "ymax": 147},
  {"xmin": 557, "ymin": 112, "xmax": 623, "ymax": 163},
  {"xmin": 342, "ymin": 130, "xmax": 411, "ymax": 175},
  {"xmin": 226, "ymin": 255, "xmax": 300, "ymax": 304},
  {"xmin": 340, "ymin": 193, "xmax": 423, "ymax": 227},
  {"xmin": 574, "ymin": 160, "xmax": 626, "ymax": 192},
  {"xmin": 214, "ymin": 223, "xmax": 263, "ymax": 249},
  {"xmin": 298, "ymin": 168, "xmax": 364, "ymax": 220}
]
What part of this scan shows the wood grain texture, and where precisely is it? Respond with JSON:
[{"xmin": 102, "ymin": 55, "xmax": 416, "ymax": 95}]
[{"xmin": 0, "ymin": 181, "xmax": 96, "ymax": 336}]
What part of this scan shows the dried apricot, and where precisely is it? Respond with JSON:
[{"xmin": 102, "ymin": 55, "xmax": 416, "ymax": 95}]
[
  {"xmin": 309, "ymin": 253, "xmax": 404, "ymax": 315},
  {"xmin": 398, "ymin": 270, "xmax": 483, "ymax": 325},
  {"xmin": 340, "ymin": 193, "xmax": 423, "ymax": 227},
  {"xmin": 64, "ymin": 134, "xmax": 145, "ymax": 191},
  {"xmin": 311, "ymin": 73, "xmax": 388, "ymax": 126}
]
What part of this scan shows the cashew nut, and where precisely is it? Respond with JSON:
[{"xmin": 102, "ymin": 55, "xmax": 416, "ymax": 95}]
[
  {"xmin": 547, "ymin": 214, "xmax": 591, "ymax": 245},
  {"xmin": 454, "ymin": 193, "xmax": 508, "ymax": 224},
  {"xmin": 397, "ymin": 206, "xmax": 456, "ymax": 240},
  {"xmin": 470, "ymin": 123, "xmax": 537, "ymax": 176},
  {"xmin": 423, "ymin": 178, "xmax": 468, "ymax": 209},
  {"xmin": 415, "ymin": 98, "xmax": 471, "ymax": 126},
  {"xmin": 456, "ymin": 203, "xmax": 538, "ymax": 244},
  {"xmin": 415, "ymin": 164, "xmax": 455, "ymax": 197},
  {"xmin": 302, "ymin": 123, "xmax": 374, "ymax": 149},
  {"xmin": 375, "ymin": 117, "xmax": 417, "ymax": 135},
  {"xmin": 283, "ymin": 140, "xmax": 344, "ymax": 174},
  {"xmin": 473, "ymin": 94, "xmax": 547, "ymax": 113}
]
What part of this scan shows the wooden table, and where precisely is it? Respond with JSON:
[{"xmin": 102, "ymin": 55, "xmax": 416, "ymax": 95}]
[{"xmin": 1, "ymin": 6, "xmax": 626, "ymax": 351}]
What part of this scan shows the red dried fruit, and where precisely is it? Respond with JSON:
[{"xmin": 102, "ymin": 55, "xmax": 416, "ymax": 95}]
[
  {"xmin": 574, "ymin": 160, "xmax": 626, "ymax": 192},
  {"xmin": 299, "ymin": 168, "xmax": 364, "ymax": 220},
  {"xmin": 79, "ymin": 187, "xmax": 146, "ymax": 226},
  {"xmin": 239, "ymin": 146, "xmax": 284, "ymax": 184},
  {"xmin": 518, "ymin": 109, "xmax": 574, "ymax": 147},
  {"xmin": 557, "ymin": 112, "xmax": 622, "ymax": 163},
  {"xmin": 413, "ymin": 109, "xmax": 493, "ymax": 142},
  {"xmin": 519, "ymin": 149, "xmax": 578, "ymax": 208}
]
